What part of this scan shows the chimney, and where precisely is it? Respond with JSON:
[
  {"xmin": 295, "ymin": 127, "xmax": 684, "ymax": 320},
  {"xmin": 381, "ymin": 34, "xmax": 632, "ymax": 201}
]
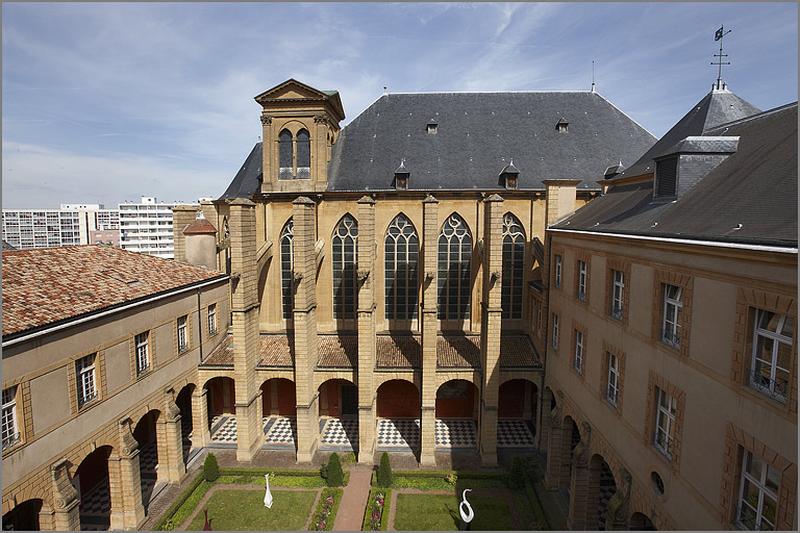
[{"xmin": 183, "ymin": 212, "xmax": 218, "ymax": 270}]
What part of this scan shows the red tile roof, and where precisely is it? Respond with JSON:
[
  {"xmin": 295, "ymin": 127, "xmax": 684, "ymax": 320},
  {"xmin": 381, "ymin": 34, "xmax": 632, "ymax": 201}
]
[
  {"xmin": 2, "ymin": 245, "xmax": 225, "ymax": 337},
  {"xmin": 376, "ymin": 334, "xmax": 421, "ymax": 368}
]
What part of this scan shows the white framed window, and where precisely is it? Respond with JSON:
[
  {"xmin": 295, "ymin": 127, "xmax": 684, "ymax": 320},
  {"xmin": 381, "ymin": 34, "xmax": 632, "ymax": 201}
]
[
  {"xmin": 661, "ymin": 284, "xmax": 682, "ymax": 347},
  {"xmin": 207, "ymin": 303, "xmax": 218, "ymax": 336},
  {"xmin": 76, "ymin": 354, "xmax": 97, "ymax": 407},
  {"xmin": 654, "ymin": 387, "xmax": 676, "ymax": 458},
  {"xmin": 177, "ymin": 315, "xmax": 188, "ymax": 353},
  {"xmin": 736, "ymin": 450, "xmax": 779, "ymax": 530},
  {"xmin": 2, "ymin": 387, "xmax": 20, "ymax": 450},
  {"xmin": 611, "ymin": 270, "xmax": 624, "ymax": 320},
  {"xmin": 577, "ymin": 260, "xmax": 587, "ymax": 301},
  {"xmin": 606, "ymin": 353, "xmax": 619, "ymax": 406},
  {"xmin": 135, "ymin": 332, "xmax": 150, "ymax": 375},
  {"xmin": 554, "ymin": 255, "xmax": 562, "ymax": 288},
  {"xmin": 574, "ymin": 330, "xmax": 583, "ymax": 373},
  {"xmin": 749, "ymin": 309, "xmax": 792, "ymax": 403},
  {"xmin": 552, "ymin": 314, "xmax": 560, "ymax": 350}
]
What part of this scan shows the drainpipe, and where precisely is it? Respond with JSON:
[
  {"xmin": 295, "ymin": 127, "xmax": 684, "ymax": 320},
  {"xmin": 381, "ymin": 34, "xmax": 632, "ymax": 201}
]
[{"xmin": 197, "ymin": 288, "xmax": 204, "ymax": 364}]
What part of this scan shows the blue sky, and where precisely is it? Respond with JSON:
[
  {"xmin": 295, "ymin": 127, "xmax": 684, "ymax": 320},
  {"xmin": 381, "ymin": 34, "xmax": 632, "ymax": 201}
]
[{"xmin": 2, "ymin": 2, "xmax": 797, "ymax": 208}]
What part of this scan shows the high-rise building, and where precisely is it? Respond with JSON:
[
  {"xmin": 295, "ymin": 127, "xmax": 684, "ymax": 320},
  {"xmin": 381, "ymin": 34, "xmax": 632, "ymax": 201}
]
[
  {"xmin": 118, "ymin": 197, "xmax": 185, "ymax": 259},
  {"xmin": 2, "ymin": 205, "xmax": 120, "ymax": 250}
]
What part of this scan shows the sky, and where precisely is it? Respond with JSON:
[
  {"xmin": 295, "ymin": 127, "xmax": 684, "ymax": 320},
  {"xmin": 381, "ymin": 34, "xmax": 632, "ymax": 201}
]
[{"xmin": 2, "ymin": 2, "xmax": 797, "ymax": 208}]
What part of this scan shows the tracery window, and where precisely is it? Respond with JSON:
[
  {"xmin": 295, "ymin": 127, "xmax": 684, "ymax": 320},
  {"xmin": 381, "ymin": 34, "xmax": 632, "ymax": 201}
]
[
  {"xmin": 332, "ymin": 214, "xmax": 358, "ymax": 320},
  {"xmin": 437, "ymin": 213, "xmax": 471, "ymax": 320},
  {"xmin": 501, "ymin": 213, "xmax": 525, "ymax": 319},
  {"xmin": 385, "ymin": 214, "xmax": 419, "ymax": 321},
  {"xmin": 281, "ymin": 219, "xmax": 294, "ymax": 320}
]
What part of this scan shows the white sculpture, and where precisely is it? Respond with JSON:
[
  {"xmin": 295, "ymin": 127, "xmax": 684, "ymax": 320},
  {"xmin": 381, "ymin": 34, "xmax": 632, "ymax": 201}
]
[
  {"xmin": 264, "ymin": 473, "xmax": 273, "ymax": 509},
  {"xmin": 459, "ymin": 488, "xmax": 474, "ymax": 526}
]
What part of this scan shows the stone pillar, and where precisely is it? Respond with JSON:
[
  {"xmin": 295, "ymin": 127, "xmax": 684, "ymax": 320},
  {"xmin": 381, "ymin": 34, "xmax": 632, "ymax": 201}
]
[
  {"xmin": 420, "ymin": 195, "xmax": 439, "ymax": 466},
  {"xmin": 567, "ymin": 425, "xmax": 591, "ymax": 530},
  {"xmin": 606, "ymin": 468, "xmax": 632, "ymax": 530},
  {"xmin": 172, "ymin": 205, "xmax": 199, "ymax": 263},
  {"xmin": 112, "ymin": 418, "xmax": 145, "ymax": 529},
  {"xmin": 356, "ymin": 196, "xmax": 378, "ymax": 464},
  {"xmin": 292, "ymin": 197, "xmax": 320, "ymax": 463},
  {"xmin": 544, "ymin": 405, "xmax": 563, "ymax": 490},
  {"xmin": 538, "ymin": 387, "xmax": 553, "ymax": 454},
  {"xmin": 479, "ymin": 194, "xmax": 504, "ymax": 466},
  {"xmin": 158, "ymin": 388, "xmax": 186, "ymax": 483},
  {"xmin": 543, "ymin": 179, "xmax": 581, "ymax": 227},
  {"xmin": 260, "ymin": 113, "xmax": 274, "ymax": 191},
  {"xmin": 191, "ymin": 387, "xmax": 210, "ymax": 448},
  {"xmin": 50, "ymin": 459, "xmax": 79, "ymax": 531},
  {"xmin": 229, "ymin": 198, "xmax": 262, "ymax": 462}
]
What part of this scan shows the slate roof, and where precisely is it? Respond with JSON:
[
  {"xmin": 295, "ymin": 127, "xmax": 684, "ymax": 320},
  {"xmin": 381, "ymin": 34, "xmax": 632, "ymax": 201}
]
[
  {"xmin": 2, "ymin": 245, "xmax": 227, "ymax": 338},
  {"xmin": 328, "ymin": 92, "xmax": 655, "ymax": 191},
  {"xmin": 612, "ymin": 88, "xmax": 760, "ymax": 180},
  {"xmin": 219, "ymin": 142, "xmax": 262, "ymax": 200},
  {"xmin": 553, "ymin": 103, "xmax": 798, "ymax": 248}
]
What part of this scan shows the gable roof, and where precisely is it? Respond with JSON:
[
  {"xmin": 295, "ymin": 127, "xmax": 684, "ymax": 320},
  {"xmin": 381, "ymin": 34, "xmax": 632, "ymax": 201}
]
[
  {"xmin": 327, "ymin": 91, "xmax": 655, "ymax": 191},
  {"xmin": 2, "ymin": 245, "xmax": 227, "ymax": 338},
  {"xmin": 254, "ymin": 78, "xmax": 345, "ymax": 122},
  {"xmin": 611, "ymin": 88, "xmax": 760, "ymax": 180},
  {"xmin": 552, "ymin": 103, "xmax": 798, "ymax": 248}
]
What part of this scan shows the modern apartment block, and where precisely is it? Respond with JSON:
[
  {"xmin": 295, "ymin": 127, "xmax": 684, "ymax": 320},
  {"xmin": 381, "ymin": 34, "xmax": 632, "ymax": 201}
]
[
  {"xmin": 2, "ymin": 205, "xmax": 119, "ymax": 250},
  {"xmin": 118, "ymin": 197, "xmax": 184, "ymax": 259}
]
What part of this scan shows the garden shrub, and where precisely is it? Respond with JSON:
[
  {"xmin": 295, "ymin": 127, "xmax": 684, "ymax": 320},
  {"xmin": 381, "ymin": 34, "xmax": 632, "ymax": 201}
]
[
  {"xmin": 506, "ymin": 457, "xmax": 526, "ymax": 489},
  {"xmin": 376, "ymin": 452, "xmax": 393, "ymax": 487},
  {"xmin": 323, "ymin": 452, "xmax": 345, "ymax": 487},
  {"xmin": 203, "ymin": 453, "xmax": 219, "ymax": 482}
]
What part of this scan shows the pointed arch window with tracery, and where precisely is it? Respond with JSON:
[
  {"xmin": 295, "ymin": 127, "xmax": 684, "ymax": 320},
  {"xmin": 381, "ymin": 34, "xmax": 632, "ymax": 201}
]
[
  {"xmin": 437, "ymin": 213, "xmax": 472, "ymax": 320},
  {"xmin": 332, "ymin": 214, "xmax": 358, "ymax": 320},
  {"xmin": 385, "ymin": 214, "xmax": 419, "ymax": 321},
  {"xmin": 280, "ymin": 218, "xmax": 294, "ymax": 319},
  {"xmin": 502, "ymin": 213, "xmax": 526, "ymax": 319}
]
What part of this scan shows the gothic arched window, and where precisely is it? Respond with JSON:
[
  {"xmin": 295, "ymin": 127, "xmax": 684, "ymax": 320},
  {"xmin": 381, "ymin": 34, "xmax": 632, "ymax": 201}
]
[
  {"xmin": 332, "ymin": 214, "xmax": 358, "ymax": 320},
  {"xmin": 280, "ymin": 218, "xmax": 294, "ymax": 320},
  {"xmin": 296, "ymin": 129, "xmax": 310, "ymax": 178},
  {"xmin": 385, "ymin": 214, "xmax": 419, "ymax": 321},
  {"xmin": 279, "ymin": 129, "xmax": 293, "ymax": 179},
  {"xmin": 438, "ymin": 213, "xmax": 472, "ymax": 320},
  {"xmin": 501, "ymin": 213, "xmax": 526, "ymax": 319}
]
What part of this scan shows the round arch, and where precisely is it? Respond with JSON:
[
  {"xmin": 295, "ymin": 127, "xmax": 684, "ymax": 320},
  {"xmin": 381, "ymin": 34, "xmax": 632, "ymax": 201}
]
[
  {"xmin": 261, "ymin": 378, "xmax": 296, "ymax": 417},
  {"xmin": 75, "ymin": 445, "xmax": 114, "ymax": 531},
  {"xmin": 630, "ymin": 512, "xmax": 657, "ymax": 530},
  {"xmin": 204, "ymin": 376, "xmax": 236, "ymax": 421},
  {"xmin": 318, "ymin": 378, "xmax": 357, "ymax": 418},
  {"xmin": 377, "ymin": 379, "xmax": 420, "ymax": 418},
  {"xmin": 588, "ymin": 453, "xmax": 618, "ymax": 530},
  {"xmin": 176, "ymin": 384, "xmax": 196, "ymax": 464},
  {"xmin": 498, "ymin": 378, "xmax": 538, "ymax": 418},
  {"xmin": 435, "ymin": 379, "xmax": 478, "ymax": 418},
  {"xmin": 3, "ymin": 498, "xmax": 43, "ymax": 531}
]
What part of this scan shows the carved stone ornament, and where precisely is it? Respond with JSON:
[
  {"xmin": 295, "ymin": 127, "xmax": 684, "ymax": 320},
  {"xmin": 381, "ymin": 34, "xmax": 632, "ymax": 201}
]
[
  {"xmin": 118, "ymin": 418, "xmax": 139, "ymax": 457},
  {"xmin": 605, "ymin": 468, "xmax": 632, "ymax": 530},
  {"xmin": 51, "ymin": 459, "xmax": 79, "ymax": 511},
  {"xmin": 357, "ymin": 269, "xmax": 371, "ymax": 283},
  {"xmin": 260, "ymin": 114, "xmax": 273, "ymax": 126},
  {"xmin": 165, "ymin": 390, "xmax": 181, "ymax": 422},
  {"xmin": 313, "ymin": 114, "xmax": 329, "ymax": 125}
]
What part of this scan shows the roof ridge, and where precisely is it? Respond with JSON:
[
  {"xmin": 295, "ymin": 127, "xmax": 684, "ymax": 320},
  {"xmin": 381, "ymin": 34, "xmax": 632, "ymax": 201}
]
[
  {"xmin": 385, "ymin": 89, "xmax": 595, "ymax": 95},
  {"xmin": 704, "ymin": 101, "xmax": 797, "ymax": 132},
  {"xmin": 592, "ymin": 90, "xmax": 657, "ymax": 140}
]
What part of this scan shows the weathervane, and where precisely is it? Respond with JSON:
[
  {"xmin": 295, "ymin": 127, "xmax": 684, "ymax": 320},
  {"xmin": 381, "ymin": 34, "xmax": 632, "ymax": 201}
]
[{"xmin": 711, "ymin": 25, "xmax": 732, "ymax": 90}]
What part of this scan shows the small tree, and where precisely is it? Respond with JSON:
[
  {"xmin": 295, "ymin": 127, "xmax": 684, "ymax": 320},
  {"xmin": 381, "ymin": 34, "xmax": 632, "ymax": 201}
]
[
  {"xmin": 325, "ymin": 452, "xmax": 344, "ymax": 487},
  {"xmin": 203, "ymin": 453, "xmax": 219, "ymax": 482},
  {"xmin": 376, "ymin": 452, "xmax": 393, "ymax": 487}
]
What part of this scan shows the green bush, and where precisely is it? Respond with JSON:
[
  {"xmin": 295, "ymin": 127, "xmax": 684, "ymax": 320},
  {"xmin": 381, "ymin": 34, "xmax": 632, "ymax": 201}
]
[
  {"xmin": 506, "ymin": 457, "xmax": 527, "ymax": 489},
  {"xmin": 203, "ymin": 453, "xmax": 219, "ymax": 482},
  {"xmin": 376, "ymin": 452, "xmax": 393, "ymax": 487},
  {"xmin": 323, "ymin": 452, "xmax": 345, "ymax": 487}
]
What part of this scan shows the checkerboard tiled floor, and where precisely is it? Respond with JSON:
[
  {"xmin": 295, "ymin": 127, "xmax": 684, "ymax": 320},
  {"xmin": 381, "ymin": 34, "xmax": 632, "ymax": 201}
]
[
  {"xmin": 210, "ymin": 414, "xmax": 238, "ymax": 443},
  {"xmin": 496, "ymin": 418, "xmax": 536, "ymax": 447},
  {"xmin": 79, "ymin": 478, "xmax": 111, "ymax": 530},
  {"xmin": 263, "ymin": 416, "xmax": 296, "ymax": 445},
  {"xmin": 435, "ymin": 418, "xmax": 477, "ymax": 448},
  {"xmin": 320, "ymin": 417, "xmax": 358, "ymax": 448},
  {"xmin": 377, "ymin": 418, "xmax": 420, "ymax": 449}
]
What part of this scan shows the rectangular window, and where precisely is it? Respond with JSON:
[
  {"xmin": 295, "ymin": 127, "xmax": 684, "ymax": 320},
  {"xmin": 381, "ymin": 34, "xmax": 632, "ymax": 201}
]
[
  {"xmin": 749, "ymin": 309, "xmax": 792, "ymax": 403},
  {"xmin": 135, "ymin": 332, "xmax": 150, "ymax": 375},
  {"xmin": 207, "ymin": 304, "xmax": 217, "ymax": 336},
  {"xmin": 1, "ymin": 387, "xmax": 19, "ymax": 450},
  {"xmin": 552, "ymin": 314, "xmax": 560, "ymax": 350},
  {"xmin": 736, "ymin": 450, "xmax": 779, "ymax": 530},
  {"xmin": 661, "ymin": 284, "xmax": 682, "ymax": 347},
  {"xmin": 654, "ymin": 387, "xmax": 677, "ymax": 458},
  {"xmin": 577, "ymin": 260, "xmax": 587, "ymax": 301},
  {"xmin": 611, "ymin": 270, "xmax": 624, "ymax": 320},
  {"xmin": 574, "ymin": 330, "xmax": 584, "ymax": 373},
  {"xmin": 554, "ymin": 255, "xmax": 562, "ymax": 288},
  {"xmin": 76, "ymin": 354, "xmax": 97, "ymax": 407},
  {"xmin": 606, "ymin": 353, "xmax": 619, "ymax": 406},
  {"xmin": 177, "ymin": 315, "xmax": 188, "ymax": 353}
]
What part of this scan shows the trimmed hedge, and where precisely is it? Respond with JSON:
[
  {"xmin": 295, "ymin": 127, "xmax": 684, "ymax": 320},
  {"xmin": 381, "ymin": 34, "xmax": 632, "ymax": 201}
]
[
  {"xmin": 376, "ymin": 452, "xmax": 392, "ymax": 487},
  {"xmin": 152, "ymin": 471, "xmax": 205, "ymax": 530},
  {"xmin": 362, "ymin": 488, "xmax": 390, "ymax": 531},
  {"xmin": 311, "ymin": 487, "xmax": 343, "ymax": 530},
  {"xmin": 203, "ymin": 453, "xmax": 219, "ymax": 482}
]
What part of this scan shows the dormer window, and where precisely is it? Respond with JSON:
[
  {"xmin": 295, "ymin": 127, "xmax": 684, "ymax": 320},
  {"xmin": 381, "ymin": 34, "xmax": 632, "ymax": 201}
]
[
  {"xmin": 394, "ymin": 160, "xmax": 410, "ymax": 190},
  {"xmin": 655, "ymin": 156, "xmax": 678, "ymax": 197},
  {"xmin": 426, "ymin": 121, "xmax": 438, "ymax": 135},
  {"xmin": 499, "ymin": 161, "xmax": 520, "ymax": 190},
  {"xmin": 556, "ymin": 118, "xmax": 569, "ymax": 133}
]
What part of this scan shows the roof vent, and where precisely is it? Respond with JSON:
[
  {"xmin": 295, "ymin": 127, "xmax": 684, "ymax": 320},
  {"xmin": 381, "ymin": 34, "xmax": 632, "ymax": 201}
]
[
  {"xmin": 603, "ymin": 161, "xmax": 625, "ymax": 180},
  {"xmin": 426, "ymin": 121, "xmax": 438, "ymax": 134},
  {"xmin": 394, "ymin": 159, "xmax": 410, "ymax": 190},
  {"xmin": 556, "ymin": 118, "xmax": 569, "ymax": 133},
  {"xmin": 499, "ymin": 160, "xmax": 520, "ymax": 190}
]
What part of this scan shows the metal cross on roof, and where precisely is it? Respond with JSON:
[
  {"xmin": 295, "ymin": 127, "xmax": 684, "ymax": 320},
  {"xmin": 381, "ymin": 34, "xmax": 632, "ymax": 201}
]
[{"xmin": 712, "ymin": 25, "xmax": 732, "ymax": 90}]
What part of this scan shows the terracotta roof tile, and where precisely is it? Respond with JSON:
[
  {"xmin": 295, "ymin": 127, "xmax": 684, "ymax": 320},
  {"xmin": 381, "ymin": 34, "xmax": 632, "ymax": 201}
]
[
  {"xmin": 318, "ymin": 335, "xmax": 357, "ymax": 368},
  {"xmin": 437, "ymin": 335, "xmax": 481, "ymax": 368},
  {"xmin": 499, "ymin": 335, "xmax": 542, "ymax": 368},
  {"xmin": 2, "ymin": 245, "xmax": 225, "ymax": 337},
  {"xmin": 376, "ymin": 334, "xmax": 421, "ymax": 368},
  {"xmin": 183, "ymin": 218, "xmax": 218, "ymax": 235},
  {"xmin": 203, "ymin": 334, "xmax": 234, "ymax": 366},
  {"xmin": 258, "ymin": 335, "xmax": 294, "ymax": 367}
]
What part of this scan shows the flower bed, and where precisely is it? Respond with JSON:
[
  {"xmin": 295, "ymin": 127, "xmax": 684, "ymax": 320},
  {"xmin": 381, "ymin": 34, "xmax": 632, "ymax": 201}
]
[
  {"xmin": 362, "ymin": 488, "xmax": 390, "ymax": 531},
  {"xmin": 311, "ymin": 488, "xmax": 343, "ymax": 531}
]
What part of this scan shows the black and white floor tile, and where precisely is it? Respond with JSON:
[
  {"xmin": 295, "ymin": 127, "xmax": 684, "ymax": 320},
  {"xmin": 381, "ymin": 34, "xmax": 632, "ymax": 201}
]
[
  {"xmin": 377, "ymin": 418, "xmax": 420, "ymax": 449},
  {"xmin": 496, "ymin": 418, "xmax": 536, "ymax": 448},
  {"xmin": 79, "ymin": 478, "xmax": 111, "ymax": 529},
  {"xmin": 263, "ymin": 416, "xmax": 296, "ymax": 445},
  {"xmin": 435, "ymin": 418, "xmax": 477, "ymax": 448},
  {"xmin": 320, "ymin": 417, "xmax": 358, "ymax": 448},
  {"xmin": 210, "ymin": 415, "xmax": 238, "ymax": 443}
]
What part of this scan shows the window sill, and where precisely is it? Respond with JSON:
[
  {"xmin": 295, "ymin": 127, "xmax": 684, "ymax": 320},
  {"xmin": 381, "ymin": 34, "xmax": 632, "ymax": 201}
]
[
  {"xmin": 178, "ymin": 347, "xmax": 190, "ymax": 356},
  {"xmin": 136, "ymin": 368, "xmax": 152, "ymax": 380}
]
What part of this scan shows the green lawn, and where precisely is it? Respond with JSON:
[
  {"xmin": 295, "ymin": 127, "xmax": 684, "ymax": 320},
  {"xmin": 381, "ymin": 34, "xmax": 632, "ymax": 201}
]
[
  {"xmin": 393, "ymin": 492, "xmax": 516, "ymax": 531},
  {"xmin": 186, "ymin": 489, "xmax": 316, "ymax": 531}
]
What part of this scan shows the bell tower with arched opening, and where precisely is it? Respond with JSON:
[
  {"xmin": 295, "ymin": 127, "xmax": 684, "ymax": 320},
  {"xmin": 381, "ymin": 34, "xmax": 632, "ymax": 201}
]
[{"xmin": 255, "ymin": 79, "xmax": 345, "ymax": 192}]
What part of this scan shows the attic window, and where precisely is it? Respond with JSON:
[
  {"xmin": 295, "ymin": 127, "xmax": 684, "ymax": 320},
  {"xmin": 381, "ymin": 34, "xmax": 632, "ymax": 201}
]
[
  {"xmin": 556, "ymin": 119, "xmax": 569, "ymax": 133},
  {"xmin": 426, "ymin": 122, "xmax": 438, "ymax": 135},
  {"xmin": 655, "ymin": 156, "xmax": 678, "ymax": 197}
]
